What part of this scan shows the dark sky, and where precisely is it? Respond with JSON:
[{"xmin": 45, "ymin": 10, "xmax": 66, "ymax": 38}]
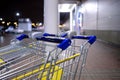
[{"xmin": 0, "ymin": 0, "xmax": 43, "ymax": 23}]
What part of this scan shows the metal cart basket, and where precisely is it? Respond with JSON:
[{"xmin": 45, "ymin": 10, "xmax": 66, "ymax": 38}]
[{"xmin": 0, "ymin": 33, "xmax": 96, "ymax": 80}]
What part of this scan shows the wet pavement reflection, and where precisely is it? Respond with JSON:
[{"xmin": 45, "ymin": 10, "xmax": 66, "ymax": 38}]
[{"xmin": 0, "ymin": 33, "xmax": 21, "ymax": 47}]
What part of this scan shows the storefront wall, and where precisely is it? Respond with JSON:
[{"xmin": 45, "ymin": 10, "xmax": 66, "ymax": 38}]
[{"xmin": 80, "ymin": 0, "xmax": 120, "ymax": 45}]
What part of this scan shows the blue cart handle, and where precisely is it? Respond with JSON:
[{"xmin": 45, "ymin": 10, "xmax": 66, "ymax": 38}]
[
  {"xmin": 16, "ymin": 34, "xmax": 29, "ymax": 41},
  {"xmin": 43, "ymin": 33, "xmax": 68, "ymax": 37},
  {"xmin": 43, "ymin": 33, "xmax": 57, "ymax": 37},
  {"xmin": 43, "ymin": 33, "xmax": 96, "ymax": 44},
  {"xmin": 36, "ymin": 37, "xmax": 71, "ymax": 50},
  {"xmin": 72, "ymin": 35, "xmax": 96, "ymax": 45}
]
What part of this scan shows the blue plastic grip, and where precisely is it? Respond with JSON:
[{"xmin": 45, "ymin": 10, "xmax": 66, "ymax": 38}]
[
  {"xmin": 36, "ymin": 37, "xmax": 71, "ymax": 50},
  {"xmin": 72, "ymin": 35, "xmax": 96, "ymax": 44},
  {"xmin": 16, "ymin": 34, "xmax": 29, "ymax": 41},
  {"xmin": 43, "ymin": 33, "xmax": 56, "ymax": 37},
  {"xmin": 43, "ymin": 33, "xmax": 68, "ymax": 37},
  {"xmin": 88, "ymin": 36, "xmax": 96, "ymax": 44},
  {"xmin": 57, "ymin": 39, "xmax": 71, "ymax": 50},
  {"xmin": 72, "ymin": 36, "xmax": 90, "ymax": 39},
  {"xmin": 36, "ymin": 37, "xmax": 63, "ymax": 43}
]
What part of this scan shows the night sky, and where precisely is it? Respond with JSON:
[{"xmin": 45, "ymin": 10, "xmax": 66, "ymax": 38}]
[{"xmin": 0, "ymin": 0, "xmax": 44, "ymax": 23}]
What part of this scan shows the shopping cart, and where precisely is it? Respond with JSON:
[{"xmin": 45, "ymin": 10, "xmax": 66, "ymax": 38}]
[
  {"xmin": 0, "ymin": 33, "xmax": 96, "ymax": 80},
  {"xmin": 41, "ymin": 32, "xmax": 97, "ymax": 80},
  {"xmin": 0, "ymin": 34, "xmax": 28, "ymax": 66},
  {"xmin": 35, "ymin": 32, "xmax": 96, "ymax": 80},
  {"xmin": 0, "ymin": 35, "xmax": 72, "ymax": 80},
  {"xmin": 0, "ymin": 34, "xmax": 46, "ymax": 74}
]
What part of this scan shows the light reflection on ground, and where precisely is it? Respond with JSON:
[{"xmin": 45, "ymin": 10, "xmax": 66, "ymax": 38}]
[{"xmin": 0, "ymin": 36, "xmax": 4, "ymax": 43}]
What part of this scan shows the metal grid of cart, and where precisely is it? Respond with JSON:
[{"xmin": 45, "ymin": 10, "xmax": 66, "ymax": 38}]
[{"xmin": 0, "ymin": 33, "xmax": 96, "ymax": 80}]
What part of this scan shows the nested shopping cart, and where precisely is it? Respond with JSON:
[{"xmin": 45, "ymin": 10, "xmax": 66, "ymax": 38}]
[
  {"xmin": 0, "ymin": 34, "xmax": 47, "ymax": 74},
  {"xmin": 41, "ymin": 32, "xmax": 97, "ymax": 80},
  {"xmin": 0, "ymin": 33, "xmax": 96, "ymax": 80},
  {"xmin": 0, "ymin": 35, "xmax": 72, "ymax": 80}
]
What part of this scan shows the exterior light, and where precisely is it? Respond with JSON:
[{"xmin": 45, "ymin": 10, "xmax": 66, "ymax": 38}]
[
  {"xmin": 2, "ymin": 21, "xmax": 5, "ymax": 24},
  {"xmin": 32, "ymin": 23, "xmax": 35, "ymax": 27},
  {"xmin": 0, "ymin": 18, "xmax": 3, "ymax": 21},
  {"xmin": 39, "ymin": 22, "xmax": 42, "ymax": 26},
  {"xmin": 59, "ymin": 4, "xmax": 76, "ymax": 12},
  {"xmin": 7, "ymin": 22, "xmax": 11, "ymax": 26},
  {"xmin": 14, "ymin": 22, "xmax": 18, "ymax": 27},
  {"xmin": 16, "ymin": 12, "xmax": 20, "ymax": 16},
  {"xmin": 62, "ymin": 24, "xmax": 66, "ymax": 27},
  {"xmin": 25, "ymin": 18, "xmax": 31, "ymax": 22},
  {"xmin": 59, "ymin": 25, "xmax": 63, "ymax": 28}
]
